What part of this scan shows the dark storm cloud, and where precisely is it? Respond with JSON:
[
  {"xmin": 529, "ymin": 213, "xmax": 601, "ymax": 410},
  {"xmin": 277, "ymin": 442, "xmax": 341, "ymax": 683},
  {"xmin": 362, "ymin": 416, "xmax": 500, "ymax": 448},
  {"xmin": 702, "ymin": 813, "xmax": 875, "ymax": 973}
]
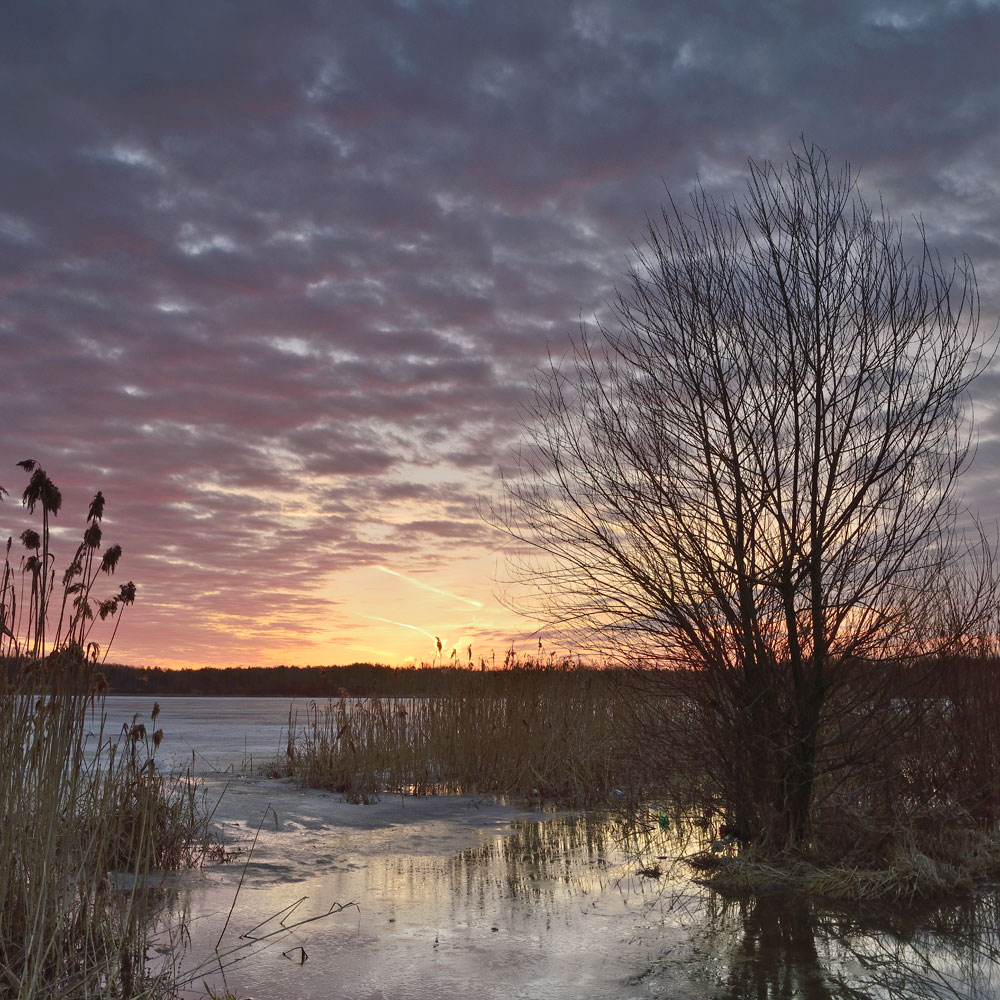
[{"xmin": 2, "ymin": 0, "xmax": 999, "ymax": 664}]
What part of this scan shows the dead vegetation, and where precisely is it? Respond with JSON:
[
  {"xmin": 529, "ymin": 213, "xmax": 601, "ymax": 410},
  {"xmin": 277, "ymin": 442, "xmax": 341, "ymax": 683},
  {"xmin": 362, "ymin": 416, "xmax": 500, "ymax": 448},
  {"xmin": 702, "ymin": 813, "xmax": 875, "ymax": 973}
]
[
  {"xmin": 1, "ymin": 462, "xmax": 219, "ymax": 998},
  {"xmin": 281, "ymin": 653, "xmax": 1000, "ymax": 904},
  {"xmin": 0, "ymin": 648, "xmax": 221, "ymax": 998},
  {"xmin": 274, "ymin": 655, "xmax": 658, "ymax": 807}
]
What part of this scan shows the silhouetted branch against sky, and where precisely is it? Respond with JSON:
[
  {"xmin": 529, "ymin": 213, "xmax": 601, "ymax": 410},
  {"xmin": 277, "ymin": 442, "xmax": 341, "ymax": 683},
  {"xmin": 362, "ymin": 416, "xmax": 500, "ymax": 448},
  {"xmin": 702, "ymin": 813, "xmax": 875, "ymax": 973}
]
[
  {"xmin": 1, "ymin": 1, "xmax": 999, "ymax": 667},
  {"xmin": 490, "ymin": 143, "xmax": 999, "ymax": 851},
  {"xmin": 493, "ymin": 144, "xmax": 991, "ymax": 664}
]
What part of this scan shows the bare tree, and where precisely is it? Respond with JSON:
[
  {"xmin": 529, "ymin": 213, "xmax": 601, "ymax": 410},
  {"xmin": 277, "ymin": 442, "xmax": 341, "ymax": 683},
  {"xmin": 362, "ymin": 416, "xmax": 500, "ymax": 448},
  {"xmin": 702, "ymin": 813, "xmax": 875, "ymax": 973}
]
[{"xmin": 491, "ymin": 144, "xmax": 993, "ymax": 853}]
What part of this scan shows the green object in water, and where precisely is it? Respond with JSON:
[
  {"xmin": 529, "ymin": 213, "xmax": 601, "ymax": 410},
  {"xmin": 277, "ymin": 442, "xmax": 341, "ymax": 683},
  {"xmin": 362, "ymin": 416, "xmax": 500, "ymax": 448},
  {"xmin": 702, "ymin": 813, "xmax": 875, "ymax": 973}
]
[{"xmin": 657, "ymin": 812, "xmax": 669, "ymax": 829}]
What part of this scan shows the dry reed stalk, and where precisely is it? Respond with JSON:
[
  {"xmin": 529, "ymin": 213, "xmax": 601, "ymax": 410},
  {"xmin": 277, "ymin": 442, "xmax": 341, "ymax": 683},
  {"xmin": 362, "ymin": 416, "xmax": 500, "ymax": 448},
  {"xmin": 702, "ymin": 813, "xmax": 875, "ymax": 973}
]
[
  {"xmin": 276, "ymin": 661, "xmax": 662, "ymax": 807},
  {"xmin": 0, "ymin": 648, "xmax": 221, "ymax": 998},
  {"xmin": 0, "ymin": 464, "xmax": 234, "ymax": 996}
]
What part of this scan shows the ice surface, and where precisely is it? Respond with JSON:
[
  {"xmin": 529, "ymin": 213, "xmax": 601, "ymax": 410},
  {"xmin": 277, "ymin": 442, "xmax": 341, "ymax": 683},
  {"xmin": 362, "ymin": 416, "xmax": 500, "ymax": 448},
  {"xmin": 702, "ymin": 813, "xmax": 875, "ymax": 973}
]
[{"xmin": 101, "ymin": 697, "xmax": 704, "ymax": 999}]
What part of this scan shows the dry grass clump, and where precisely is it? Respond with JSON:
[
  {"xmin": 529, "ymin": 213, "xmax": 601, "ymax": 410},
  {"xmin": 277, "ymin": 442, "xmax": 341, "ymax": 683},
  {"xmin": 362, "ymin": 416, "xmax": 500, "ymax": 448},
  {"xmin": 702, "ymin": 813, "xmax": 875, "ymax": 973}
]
[
  {"xmin": 622, "ymin": 654, "xmax": 1000, "ymax": 903},
  {"xmin": 697, "ymin": 827, "xmax": 1000, "ymax": 904},
  {"xmin": 692, "ymin": 801, "xmax": 1000, "ymax": 906},
  {"xmin": 277, "ymin": 659, "xmax": 657, "ymax": 806},
  {"xmin": 0, "ymin": 644, "xmax": 217, "ymax": 997},
  {"xmin": 0, "ymin": 462, "xmax": 189, "ymax": 997}
]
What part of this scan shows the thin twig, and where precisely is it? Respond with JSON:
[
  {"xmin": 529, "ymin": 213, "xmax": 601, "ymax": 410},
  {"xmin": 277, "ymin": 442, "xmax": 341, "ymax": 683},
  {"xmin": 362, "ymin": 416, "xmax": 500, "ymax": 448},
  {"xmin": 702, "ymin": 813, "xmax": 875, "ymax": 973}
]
[
  {"xmin": 215, "ymin": 804, "xmax": 271, "ymax": 951},
  {"xmin": 238, "ymin": 896, "xmax": 307, "ymax": 939},
  {"xmin": 240, "ymin": 900, "xmax": 360, "ymax": 943}
]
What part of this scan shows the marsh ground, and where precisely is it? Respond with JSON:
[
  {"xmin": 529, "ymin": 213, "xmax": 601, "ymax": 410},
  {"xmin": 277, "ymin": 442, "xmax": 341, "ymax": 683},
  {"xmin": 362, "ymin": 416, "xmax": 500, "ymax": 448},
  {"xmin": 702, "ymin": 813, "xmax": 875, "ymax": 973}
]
[{"xmin": 102, "ymin": 696, "xmax": 1000, "ymax": 1000}]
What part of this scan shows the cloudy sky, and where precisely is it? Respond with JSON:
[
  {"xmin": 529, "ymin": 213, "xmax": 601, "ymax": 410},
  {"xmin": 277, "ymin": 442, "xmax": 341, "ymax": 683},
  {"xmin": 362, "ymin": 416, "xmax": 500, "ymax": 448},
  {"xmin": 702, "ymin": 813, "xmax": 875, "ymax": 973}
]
[{"xmin": 2, "ymin": 0, "xmax": 1000, "ymax": 669}]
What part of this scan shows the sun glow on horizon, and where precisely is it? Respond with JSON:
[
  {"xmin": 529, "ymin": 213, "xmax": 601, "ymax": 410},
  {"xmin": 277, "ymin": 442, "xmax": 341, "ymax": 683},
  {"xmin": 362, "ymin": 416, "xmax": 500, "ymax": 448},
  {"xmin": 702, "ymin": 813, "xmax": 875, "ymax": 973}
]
[{"xmin": 104, "ymin": 554, "xmax": 532, "ymax": 671}]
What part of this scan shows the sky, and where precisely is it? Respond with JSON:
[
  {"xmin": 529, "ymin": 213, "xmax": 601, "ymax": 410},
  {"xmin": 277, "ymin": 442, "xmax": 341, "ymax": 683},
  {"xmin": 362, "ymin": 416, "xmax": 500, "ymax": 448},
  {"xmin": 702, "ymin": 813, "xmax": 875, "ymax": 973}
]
[{"xmin": 2, "ymin": 0, "xmax": 1000, "ymax": 669}]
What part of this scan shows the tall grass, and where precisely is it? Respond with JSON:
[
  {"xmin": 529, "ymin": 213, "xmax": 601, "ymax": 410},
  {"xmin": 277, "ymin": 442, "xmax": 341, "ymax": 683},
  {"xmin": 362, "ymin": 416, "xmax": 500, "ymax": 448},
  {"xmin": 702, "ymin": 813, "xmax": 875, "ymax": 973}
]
[
  {"xmin": 1, "ymin": 647, "xmax": 221, "ymax": 998},
  {"xmin": 0, "ymin": 463, "xmax": 220, "ymax": 997},
  {"xmin": 279, "ymin": 651, "xmax": 1000, "ymax": 902},
  {"xmin": 278, "ymin": 658, "xmax": 662, "ymax": 806}
]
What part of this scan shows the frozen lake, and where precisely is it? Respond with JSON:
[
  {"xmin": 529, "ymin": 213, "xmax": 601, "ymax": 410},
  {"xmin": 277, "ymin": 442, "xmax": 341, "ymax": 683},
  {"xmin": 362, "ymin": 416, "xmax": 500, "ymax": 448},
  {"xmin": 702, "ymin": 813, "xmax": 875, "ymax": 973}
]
[
  {"xmin": 100, "ymin": 696, "xmax": 706, "ymax": 999},
  {"xmin": 95, "ymin": 695, "xmax": 304, "ymax": 775},
  {"xmin": 99, "ymin": 696, "xmax": 1000, "ymax": 1000}
]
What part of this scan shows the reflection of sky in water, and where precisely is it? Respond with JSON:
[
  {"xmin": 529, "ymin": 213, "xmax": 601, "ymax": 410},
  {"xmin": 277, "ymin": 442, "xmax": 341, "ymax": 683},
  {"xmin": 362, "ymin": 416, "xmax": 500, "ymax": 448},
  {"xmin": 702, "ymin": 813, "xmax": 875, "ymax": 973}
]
[
  {"xmin": 167, "ymin": 809, "xmax": 1000, "ymax": 999},
  {"xmin": 104, "ymin": 697, "xmax": 1000, "ymax": 999},
  {"xmin": 163, "ymin": 807, "xmax": 705, "ymax": 999}
]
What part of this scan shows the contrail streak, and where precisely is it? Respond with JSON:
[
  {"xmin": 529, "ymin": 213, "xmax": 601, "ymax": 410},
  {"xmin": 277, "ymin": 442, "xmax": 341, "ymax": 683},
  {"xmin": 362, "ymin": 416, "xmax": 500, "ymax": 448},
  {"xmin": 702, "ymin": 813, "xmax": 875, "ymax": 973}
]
[
  {"xmin": 374, "ymin": 564, "xmax": 483, "ymax": 607},
  {"xmin": 359, "ymin": 614, "xmax": 439, "ymax": 642}
]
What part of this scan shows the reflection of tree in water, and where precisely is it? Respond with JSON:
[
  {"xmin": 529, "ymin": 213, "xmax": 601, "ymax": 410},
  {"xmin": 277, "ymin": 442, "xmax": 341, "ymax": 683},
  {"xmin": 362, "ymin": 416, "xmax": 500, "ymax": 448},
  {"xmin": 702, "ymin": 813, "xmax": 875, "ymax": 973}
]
[
  {"xmin": 828, "ymin": 890, "xmax": 1000, "ymax": 1000},
  {"xmin": 380, "ymin": 810, "xmax": 1000, "ymax": 999},
  {"xmin": 706, "ymin": 895, "xmax": 838, "ymax": 1000},
  {"xmin": 700, "ymin": 890, "xmax": 1000, "ymax": 1000}
]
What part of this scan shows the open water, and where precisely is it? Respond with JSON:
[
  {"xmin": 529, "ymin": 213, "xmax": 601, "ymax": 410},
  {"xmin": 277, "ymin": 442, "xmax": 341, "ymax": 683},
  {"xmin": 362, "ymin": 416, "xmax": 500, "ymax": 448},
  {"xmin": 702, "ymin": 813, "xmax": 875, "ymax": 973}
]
[{"xmin": 100, "ymin": 696, "xmax": 1000, "ymax": 1000}]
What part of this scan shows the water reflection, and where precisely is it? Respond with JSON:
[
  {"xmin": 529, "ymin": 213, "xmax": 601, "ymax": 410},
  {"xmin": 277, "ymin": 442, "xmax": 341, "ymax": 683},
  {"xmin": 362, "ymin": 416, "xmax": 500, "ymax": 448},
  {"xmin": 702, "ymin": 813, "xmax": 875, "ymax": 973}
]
[
  {"xmin": 150, "ymin": 798, "xmax": 1000, "ymax": 999},
  {"xmin": 370, "ymin": 812, "xmax": 641, "ymax": 940},
  {"xmin": 691, "ymin": 887, "xmax": 1000, "ymax": 999},
  {"xmin": 825, "ymin": 892, "xmax": 1000, "ymax": 1000},
  {"xmin": 449, "ymin": 814, "xmax": 615, "ymax": 899},
  {"xmin": 407, "ymin": 811, "xmax": 1000, "ymax": 999},
  {"xmin": 700, "ymin": 895, "xmax": 853, "ymax": 999}
]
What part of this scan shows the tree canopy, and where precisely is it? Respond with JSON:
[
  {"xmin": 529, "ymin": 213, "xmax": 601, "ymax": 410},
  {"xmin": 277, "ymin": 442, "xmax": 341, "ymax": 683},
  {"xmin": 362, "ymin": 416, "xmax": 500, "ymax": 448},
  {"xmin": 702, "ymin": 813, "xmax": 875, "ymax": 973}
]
[{"xmin": 492, "ymin": 143, "xmax": 993, "ymax": 850}]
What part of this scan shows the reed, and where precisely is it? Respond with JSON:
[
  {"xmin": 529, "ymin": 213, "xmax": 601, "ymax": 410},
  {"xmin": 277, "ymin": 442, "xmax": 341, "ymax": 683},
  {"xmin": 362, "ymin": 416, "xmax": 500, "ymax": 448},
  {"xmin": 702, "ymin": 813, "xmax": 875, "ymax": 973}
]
[
  {"xmin": 1, "ymin": 462, "xmax": 136, "ymax": 665},
  {"xmin": 276, "ymin": 658, "xmax": 665, "ymax": 807},
  {"xmin": 0, "ymin": 463, "xmax": 222, "ymax": 997},
  {"xmin": 0, "ymin": 647, "xmax": 221, "ymax": 998},
  {"xmin": 280, "ymin": 648, "xmax": 1000, "ymax": 901}
]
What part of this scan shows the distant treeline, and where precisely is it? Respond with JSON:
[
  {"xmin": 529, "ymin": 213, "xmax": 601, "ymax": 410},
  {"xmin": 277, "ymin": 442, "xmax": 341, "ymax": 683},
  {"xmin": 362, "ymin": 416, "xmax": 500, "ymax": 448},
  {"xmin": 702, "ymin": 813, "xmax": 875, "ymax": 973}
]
[
  {"xmin": 93, "ymin": 662, "xmax": 445, "ymax": 697},
  {"xmin": 85, "ymin": 660, "xmax": 619, "ymax": 698},
  {"xmin": 4, "ymin": 652, "xmax": 999, "ymax": 701}
]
